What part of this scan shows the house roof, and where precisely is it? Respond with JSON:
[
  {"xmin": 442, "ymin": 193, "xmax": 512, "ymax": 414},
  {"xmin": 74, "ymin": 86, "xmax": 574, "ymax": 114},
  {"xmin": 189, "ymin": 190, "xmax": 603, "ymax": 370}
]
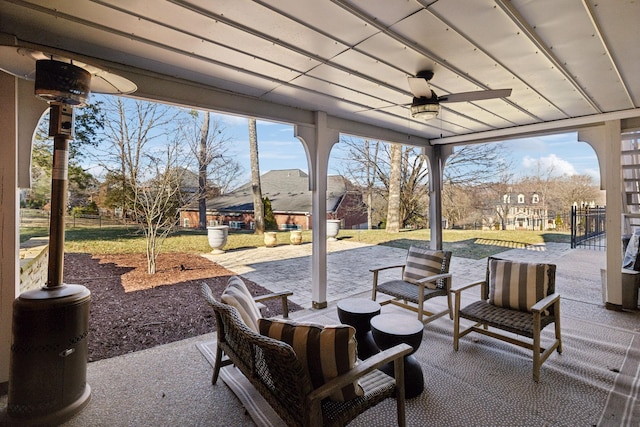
[{"xmin": 204, "ymin": 169, "xmax": 351, "ymax": 214}]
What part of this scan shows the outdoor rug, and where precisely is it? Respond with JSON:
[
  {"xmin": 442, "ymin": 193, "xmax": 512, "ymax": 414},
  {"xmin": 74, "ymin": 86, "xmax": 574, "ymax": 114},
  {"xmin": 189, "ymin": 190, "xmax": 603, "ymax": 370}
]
[
  {"xmin": 196, "ymin": 341, "xmax": 287, "ymax": 427},
  {"xmin": 197, "ymin": 314, "xmax": 639, "ymax": 427}
]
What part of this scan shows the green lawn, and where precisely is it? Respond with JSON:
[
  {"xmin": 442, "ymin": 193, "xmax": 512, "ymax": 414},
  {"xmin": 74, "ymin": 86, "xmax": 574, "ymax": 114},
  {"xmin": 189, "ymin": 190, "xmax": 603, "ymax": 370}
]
[{"xmin": 20, "ymin": 226, "xmax": 571, "ymax": 260}]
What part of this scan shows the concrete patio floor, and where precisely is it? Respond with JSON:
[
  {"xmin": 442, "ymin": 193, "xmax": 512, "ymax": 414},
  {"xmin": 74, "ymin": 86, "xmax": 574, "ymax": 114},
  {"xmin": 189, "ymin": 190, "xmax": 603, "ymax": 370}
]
[{"xmin": 2, "ymin": 240, "xmax": 638, "ymax": 426}]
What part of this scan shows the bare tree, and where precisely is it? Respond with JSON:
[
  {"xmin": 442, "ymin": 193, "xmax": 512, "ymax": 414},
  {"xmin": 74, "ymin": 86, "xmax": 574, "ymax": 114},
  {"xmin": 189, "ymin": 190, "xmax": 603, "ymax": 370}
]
[
  {"xmin": 489, "ymin": 168, "xmax": 515, "ymax": 230},
  {"xmin": 337, "ymin": 137, "xmax": 381, "ymax": 228},
  {"xmin": 554, "ymin": 174, "xmax": 601, "ymax": 211},
  {"xmin": 337, "ymin": 139, "xmax": 430, "ymax": 229},
  {"xmin": 337, "ymin": 140, "xmax": 510, "ymax": 230},
  {"xmin": 181, "ymin": 111, "xmax": 239, "ymax": 229},
  {"xmin": 134, "ymin": 141, "xmax": 188, "ymax": 273},
  {"xmin": 95, "ymin": 97, "xmax": 181, "ymax": 212},
  {"xmin": 248, "ymin": 118, "xmax": 265, "ymax": 234},
  {"xmin": 529, "ymin": 158, "xmax": 557, "ymax": 227},
  {"xmin": 442, "ymin": 183, "xmax": 476, "ymax": 228},
  {"xmin": 443, "ymin": 143, "xmax": 510, "ymax": 185},
  {"xmin": 209, "ymin": 160, "xmax": 242, "ymax": 195},
  {"xmin": 399, "ymin": 148, "xmax": 429, "ymax": 228},
  {"xmin": 443, "ymin": 143, "xmax": 513, "ymax": 229},
  {"xmin": 386, "ymin": 143, "xmax": 402, "ymax": 233},
  {"xmin": 364, "ymin": 140, "xmax": 379, "ymax": 229},
  {"xmin": 197, "ymin": 111, "xmax": 210, "ymax": 229},
  {"xmin": 93, "ymin": 97, "xmax": 186, "ymax": 272}
]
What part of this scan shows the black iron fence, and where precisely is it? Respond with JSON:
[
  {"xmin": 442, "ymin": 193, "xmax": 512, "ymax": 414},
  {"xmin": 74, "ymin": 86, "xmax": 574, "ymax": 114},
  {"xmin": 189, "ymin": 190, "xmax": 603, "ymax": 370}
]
[{"xmin": 570, "ymin": 205, "xmax": 606, "ymax": 250}]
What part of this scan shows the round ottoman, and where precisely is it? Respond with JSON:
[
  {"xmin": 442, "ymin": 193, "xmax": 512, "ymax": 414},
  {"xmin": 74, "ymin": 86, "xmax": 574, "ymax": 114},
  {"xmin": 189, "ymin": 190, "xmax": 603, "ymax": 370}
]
[
  {"xmin": 337, "ymin": 298, "xmax": 381, "ymax": 359},
  {"xmin": 370, "ymin": 313, "xmax": 424, "ymax": 398}
]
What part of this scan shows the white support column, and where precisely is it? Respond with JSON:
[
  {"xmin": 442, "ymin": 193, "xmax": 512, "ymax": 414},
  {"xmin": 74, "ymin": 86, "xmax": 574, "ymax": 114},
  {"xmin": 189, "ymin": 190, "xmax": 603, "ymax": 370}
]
[
  {"xmin": 294, "ymin": 112, "xmax": 338, "ymax": 309},
  {"xmin": 0, "ymin": 75, "xmax": 47, "ymax": 386},
  {"xmin": 424, "ymin": 144, "xmax": 453, "ymax": 250},
  {"xmin": 0, "ymin": 72, "xmax": 20, "ymax": 386},
  {"xmin": 578, "ymin": 121, "xmax": 623, "ymax": 306}
]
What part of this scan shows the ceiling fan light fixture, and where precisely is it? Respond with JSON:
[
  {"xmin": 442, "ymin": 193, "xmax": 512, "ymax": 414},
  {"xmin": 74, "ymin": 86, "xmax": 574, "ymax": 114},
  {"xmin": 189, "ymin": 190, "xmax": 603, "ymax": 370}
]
[{"xmin": 411, "ymin": 102, "xmax": 439, "ymax": 120}]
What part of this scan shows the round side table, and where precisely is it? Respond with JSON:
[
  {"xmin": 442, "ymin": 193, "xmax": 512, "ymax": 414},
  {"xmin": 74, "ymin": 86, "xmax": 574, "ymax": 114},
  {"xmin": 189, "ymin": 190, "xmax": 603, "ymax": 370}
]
[
  {"xmin": 336, "ymin": 298, "xmax": 381, "ymax": 359},
  {"xmin": 370, "ymin": 313, "xmax": 424, "ymax": 398}
]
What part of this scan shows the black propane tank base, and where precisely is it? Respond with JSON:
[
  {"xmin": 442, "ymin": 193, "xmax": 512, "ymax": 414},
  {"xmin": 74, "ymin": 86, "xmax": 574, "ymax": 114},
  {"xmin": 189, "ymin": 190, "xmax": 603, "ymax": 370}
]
[{"xmin": 4, "ymin": 283, "xmax": 91, "ymax": 426}]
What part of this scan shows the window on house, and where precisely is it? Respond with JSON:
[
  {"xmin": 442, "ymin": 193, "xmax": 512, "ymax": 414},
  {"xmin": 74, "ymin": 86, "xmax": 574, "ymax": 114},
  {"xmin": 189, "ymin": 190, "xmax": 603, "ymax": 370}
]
[
  {"xmin": 503, "ymin": 194, "xmax": 510, "ymax": 203},
  {"xmin": 518, "ymin": 194, "xmax": 525, "ymax": 203},
  {"xmin": 183, "ymin": 218, "xmax": 189, "ymax": 227},
  {"xmin": 532, "ymin": 194, "xmax": 539, "ymax": 204}
]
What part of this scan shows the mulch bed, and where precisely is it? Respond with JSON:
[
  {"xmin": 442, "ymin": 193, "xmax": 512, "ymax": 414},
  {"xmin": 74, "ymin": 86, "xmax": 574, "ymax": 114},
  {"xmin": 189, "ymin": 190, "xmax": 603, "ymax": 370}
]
[{"xmin": 63, "ymin": 252, "xmax": 301, "ymax": 362}]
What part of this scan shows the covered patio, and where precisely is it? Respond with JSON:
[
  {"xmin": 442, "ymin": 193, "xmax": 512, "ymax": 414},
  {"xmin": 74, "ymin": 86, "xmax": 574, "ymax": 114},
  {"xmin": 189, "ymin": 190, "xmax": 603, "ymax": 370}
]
[
  {"xmin": 1, "ymin": 0, "xmax": 639, "ymax": 425},
  {"xmin": 36, "ymin": 240, "xmax": 640, "ymax": 426}
]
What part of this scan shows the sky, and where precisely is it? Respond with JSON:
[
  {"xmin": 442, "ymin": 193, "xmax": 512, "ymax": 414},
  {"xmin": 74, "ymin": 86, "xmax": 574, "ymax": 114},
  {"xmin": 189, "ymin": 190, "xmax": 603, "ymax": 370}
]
[
  {"xmin": 79, "ymin": 95, "xmax": 601, "ymax": 190},
  {"xmin": 215, "ymin": 113, "xmax": 601, "ymax": 188}
]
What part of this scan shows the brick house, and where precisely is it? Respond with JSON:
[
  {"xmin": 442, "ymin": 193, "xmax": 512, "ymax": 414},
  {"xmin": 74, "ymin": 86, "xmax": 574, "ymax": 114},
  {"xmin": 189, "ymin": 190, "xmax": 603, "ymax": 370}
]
[{"xmin": 180, "ymin": 169, "xmax": 367, "ymax": 230}]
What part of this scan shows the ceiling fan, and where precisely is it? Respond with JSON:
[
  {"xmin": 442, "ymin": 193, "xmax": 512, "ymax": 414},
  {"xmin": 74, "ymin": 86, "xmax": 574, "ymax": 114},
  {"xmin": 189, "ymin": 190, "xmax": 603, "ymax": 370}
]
[{"xmin": 407, "ymin": 70, "xmax": 512, "ymax": 120}]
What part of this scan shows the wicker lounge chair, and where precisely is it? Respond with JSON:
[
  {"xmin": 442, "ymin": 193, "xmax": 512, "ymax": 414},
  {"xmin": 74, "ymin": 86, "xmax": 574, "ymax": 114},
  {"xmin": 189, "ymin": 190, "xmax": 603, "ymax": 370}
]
[
  {"xmin": 201, "ymin": 282, "xmax": 412, "ymax": 427},
  {"xmin": 452, "ymin": 257, "xmax": 562, "ymax": 382},
  {"xmin": 371, "ymin": 245, "xmax": 453, "ymax": 324}
]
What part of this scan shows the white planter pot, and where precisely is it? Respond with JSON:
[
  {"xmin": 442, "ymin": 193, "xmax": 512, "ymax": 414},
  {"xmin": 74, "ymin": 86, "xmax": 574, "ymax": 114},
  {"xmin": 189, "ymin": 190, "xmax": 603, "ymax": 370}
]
[
  {"xmin": 289, "ymin": 230, "xmax": 303, "ymax": 245},
  {"xmin": 327, "ymin": 219, "xmax": 341, "ymax": 241},
  {"xmin": 207, "ymin": 225, "xmax": 229, "ymax": 254},
  {"xmin": 264, "ymin": 231, "xmax": 278, "ymax": 247}
]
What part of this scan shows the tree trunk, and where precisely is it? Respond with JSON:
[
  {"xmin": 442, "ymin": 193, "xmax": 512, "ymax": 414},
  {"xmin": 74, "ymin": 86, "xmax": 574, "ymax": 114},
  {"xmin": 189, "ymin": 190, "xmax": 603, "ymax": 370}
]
[
  {"xmin": 386, "ymin": 143, "xmax": 402, "ymax": 233},
  {"xmin": 367, "ymin": 189, "xmax": 373, "ymax": 229},
  {"xmin": 198, "ymin": 111, "xmax": 210, "ymax": 229},
  {"xmin": 249, "ymin": 118, "xmax": 265, "ymax": 234},
  {"xmin": 364, "ymin": 139, "xmax": 379, "ymax": 230}
]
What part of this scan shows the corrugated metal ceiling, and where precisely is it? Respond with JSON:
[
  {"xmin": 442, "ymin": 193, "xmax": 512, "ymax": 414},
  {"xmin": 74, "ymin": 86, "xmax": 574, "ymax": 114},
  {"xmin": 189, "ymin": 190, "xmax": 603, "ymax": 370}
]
[{"xmin": 0, "ymin": 0, "xmax": 638, "ymax": 144}]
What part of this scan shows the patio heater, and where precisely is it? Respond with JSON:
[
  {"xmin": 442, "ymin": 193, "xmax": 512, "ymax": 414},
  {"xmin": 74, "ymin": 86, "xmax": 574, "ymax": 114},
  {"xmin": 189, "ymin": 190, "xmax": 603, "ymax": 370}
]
[
  {"xmin": 6, "ymin": 59, "xmax": 93, "ymax": 426},
  {"xmin": 0, "ymin": 50, "xmax": 136, "ymax": 425}
]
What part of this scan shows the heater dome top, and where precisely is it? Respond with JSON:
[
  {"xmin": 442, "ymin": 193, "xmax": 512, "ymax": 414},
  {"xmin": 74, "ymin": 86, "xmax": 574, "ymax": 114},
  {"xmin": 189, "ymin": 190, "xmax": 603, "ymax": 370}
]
[
  {"xmin": 0, "ymin": 47, "xmax": 137, "ymax": 102},
  {"xmin": 35, "ymin": 59, "xmax": 91, "ymax": 106}
]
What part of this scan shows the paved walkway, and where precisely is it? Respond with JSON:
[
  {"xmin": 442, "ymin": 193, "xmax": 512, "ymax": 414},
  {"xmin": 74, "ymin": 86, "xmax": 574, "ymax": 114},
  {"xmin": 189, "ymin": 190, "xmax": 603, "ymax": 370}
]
[
  {"xmin": 205, "ymin": 239, "xmax": 640, "ymax": 331},
  {"xmin": 205, "ymin": 240, "xmax": 590, "ymax": 306}
]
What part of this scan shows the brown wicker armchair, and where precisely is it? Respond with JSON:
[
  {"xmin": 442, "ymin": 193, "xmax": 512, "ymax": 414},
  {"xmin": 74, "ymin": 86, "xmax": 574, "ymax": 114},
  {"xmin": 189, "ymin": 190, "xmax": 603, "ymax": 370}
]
[
  {"xmin": 371, "ymin": 245, "xmax": 453, "ymax": 324},
  {"xmin": 201, "ymin": 283, "xmax": 412, "ymax": 427},
  {"xmin": 452, "ymin": 257, "xmax": 562, "ymax": 382}
]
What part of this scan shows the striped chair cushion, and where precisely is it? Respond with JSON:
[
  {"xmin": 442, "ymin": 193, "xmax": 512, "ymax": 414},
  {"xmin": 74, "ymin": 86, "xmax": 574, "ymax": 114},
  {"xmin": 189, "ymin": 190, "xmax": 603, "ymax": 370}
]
[
  {"xmin": 258, "ymin": 318, "xmax": 363, "ymax": 402},
  {"xmin": 488, "ymin": 259, "xmax": 551, "ymax": 312},
  {"xmin": 221, "ymin": 276, "xmax": 262, "ymax": 332},
  {"xmin": 402, "ymin": 245, "xmax": 446, "ymax": 289}
]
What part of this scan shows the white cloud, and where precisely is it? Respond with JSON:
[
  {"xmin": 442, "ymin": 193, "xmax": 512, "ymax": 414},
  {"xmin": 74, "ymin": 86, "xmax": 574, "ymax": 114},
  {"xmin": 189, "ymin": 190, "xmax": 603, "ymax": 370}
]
[
  {"xmin": 521, "ymin": 154, "xmax": 577, "ymax": 176},
  {"xmin": 216, "ymin": 113, "xmax": 247, "ymax": 126}
]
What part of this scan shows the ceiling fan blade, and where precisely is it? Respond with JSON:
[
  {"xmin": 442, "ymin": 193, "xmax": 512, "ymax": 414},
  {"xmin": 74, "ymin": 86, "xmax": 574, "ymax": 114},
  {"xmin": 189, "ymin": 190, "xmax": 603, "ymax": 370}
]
[
  {"xmin": 439, "ymin": 88, "xmax": 512, "ymax": 103},
  {"xmin": 407, "ymin": 77, "xmax": 433, "ymax": 98}
]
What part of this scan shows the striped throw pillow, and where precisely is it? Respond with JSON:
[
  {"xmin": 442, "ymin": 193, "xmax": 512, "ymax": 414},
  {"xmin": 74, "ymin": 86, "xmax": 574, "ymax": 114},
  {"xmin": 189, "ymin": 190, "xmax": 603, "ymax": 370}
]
[
  {"xmin": 488, "ymin": 259, "xmax": 551, "ymax": 312},
  {"xmin": 402, "ymin": 245, "xmax": 446, "ymax": 289},
  {"xmin": 258, "ymin": 318, "xmax": 363, "ymax": 402},
  {"xmin": 221, "ymin": 276, "xmax": 262, "ymax": 332}
]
